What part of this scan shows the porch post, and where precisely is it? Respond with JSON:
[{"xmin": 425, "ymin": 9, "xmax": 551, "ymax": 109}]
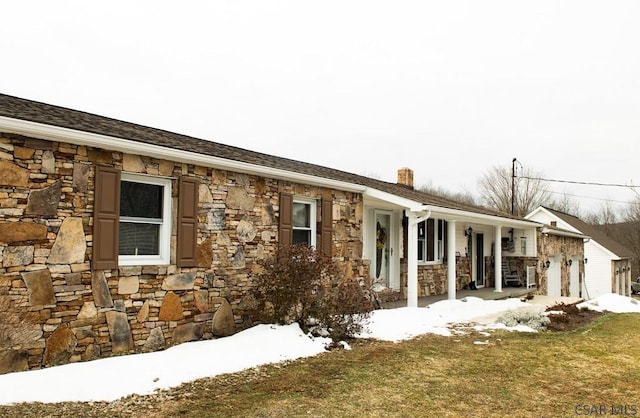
[
  {"xmin": 407, "ymin": 211, "xmax": 431, "ymax": 307},
  {"xmin": 447, "ymin": 220, "xmax": 457, "ymax": 300},
  {"xmin": 494, "ymin": 225, "xmax": 503, "ymax": 292},
  {"xmin": 407, "ymin": 213, "xmax": 419, "ymax": 308}
]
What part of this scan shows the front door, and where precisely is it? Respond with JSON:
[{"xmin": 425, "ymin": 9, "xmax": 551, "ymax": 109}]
[
  {"xmin": 375, "ymin": 212, "xmax": 392, "ymax": 287},
  {"xmin": 476, "ymin": 233, "xmax": 485, "ymax": 287}
]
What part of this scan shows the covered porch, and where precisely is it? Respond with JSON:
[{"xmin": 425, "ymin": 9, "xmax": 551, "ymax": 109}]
[
  {"xmin": 363, "ymin": 186, "xmax": 541, "ymax": 308},
  {"xmin": 380, "ymin": 286, "xmax": 536, "ymax": 309}
]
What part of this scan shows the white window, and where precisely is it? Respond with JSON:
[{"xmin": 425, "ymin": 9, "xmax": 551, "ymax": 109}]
[
  {"xmin": 417, "ymin": 218, "xmax": 445, "ymax": 263},
  {"xmin": 118, "ymin": 173, "xmax": 172, "ymax": 265},
  {"xmin": 292, "ymin": 198, "xmax": 316, "ymax": 247}
]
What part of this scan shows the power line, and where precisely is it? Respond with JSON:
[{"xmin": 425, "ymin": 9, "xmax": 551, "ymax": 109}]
[
  {"xmin": 518, "ymin": 175, "xmax": 638, "ymax": 189},
  {"xmin": 546, "ymin": 190, "xmax": 636, "ymax": 205}
]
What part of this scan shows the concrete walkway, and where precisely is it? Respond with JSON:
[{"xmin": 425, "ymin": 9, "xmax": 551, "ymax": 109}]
[{"xmin": 380, "ymin": 286, "xmax": 536, "ymax": 309}]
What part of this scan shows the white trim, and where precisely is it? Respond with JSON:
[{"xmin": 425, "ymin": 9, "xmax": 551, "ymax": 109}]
[
  {"xmin": 0, "ymin": 116, "xmax": 367, "ymax": 193},
  {"xmin": 118, "ymin": 172, "xmax": 172, "ymax": 266},
  {"xmin": 292, "ymin": 197, "xmax": 317, "ymax": 248}
]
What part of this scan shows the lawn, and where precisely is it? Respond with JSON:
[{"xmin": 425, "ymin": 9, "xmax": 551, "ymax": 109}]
[{"xmin": 2, "ymin": 312, "xmax": 639, "ymax": 417}]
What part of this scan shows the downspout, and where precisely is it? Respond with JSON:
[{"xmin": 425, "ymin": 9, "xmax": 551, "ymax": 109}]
[{"xmin": 407, "ymin": 210, "xmax": 431, "ymax": 307}]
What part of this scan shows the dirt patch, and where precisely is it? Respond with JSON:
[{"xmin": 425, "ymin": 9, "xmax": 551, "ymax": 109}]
[{"xmin": 545, "ymin": 302, "xmax": 604, "ymax": 332}]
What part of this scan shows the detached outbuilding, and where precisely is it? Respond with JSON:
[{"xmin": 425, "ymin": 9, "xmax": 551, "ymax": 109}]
[{"xmin": 527, "ymin": 206, "xmax": 633, "ymax": 298}]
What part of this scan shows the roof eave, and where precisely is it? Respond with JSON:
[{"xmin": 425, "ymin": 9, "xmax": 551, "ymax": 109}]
[{"xmin": 0, "ymin": 115, "xmax": 368, "ymax": 193}]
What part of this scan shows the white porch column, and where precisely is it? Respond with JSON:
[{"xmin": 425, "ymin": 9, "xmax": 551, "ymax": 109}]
[
  {"xmin": 407, "ymin": 211, "xmax": 430, "ymax": 308},
  {"xmin": 447, "ymin": 220, "xmax": 457, "ymax": 300},
  {"xmin": 494, "ymin": 225, "xmax": 503, "ymax": 292},
  {"xmin": 407, "ymin": 213, "xmax": 419, "ymax": 308}
]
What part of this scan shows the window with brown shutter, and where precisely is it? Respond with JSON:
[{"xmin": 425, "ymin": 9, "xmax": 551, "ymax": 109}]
[
  {"xmin": 320, "ymin": 198, "xmax": 333, "ymax": 256},
  {"xmin": 93, "ymin": 166, "xmax": 121, "ymax": 270},
  {"xmin": 177, "ymin": 176, "xmax": 199, "ymax": 267},
  {"xmin": 279, "ymin": 192, "xmax": 293, "ymax": 247}
]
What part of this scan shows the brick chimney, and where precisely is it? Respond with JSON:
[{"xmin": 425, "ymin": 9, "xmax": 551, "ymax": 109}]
[{"xmin": 397, "ymin": 167, "xmax": 414, "ymax": 189}]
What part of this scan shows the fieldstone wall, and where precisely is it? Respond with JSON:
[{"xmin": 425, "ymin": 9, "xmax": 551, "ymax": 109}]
[
  {"xmin": 0, "ymin": 133, "xmax": 365, "ymax": 373},
  {"xmin": 398, "ymin": 258, "xmax": 472, "ymax": 298},
  {"xmin": 537, "ymin": 232, "xmax": 585, "ymax": 297}
]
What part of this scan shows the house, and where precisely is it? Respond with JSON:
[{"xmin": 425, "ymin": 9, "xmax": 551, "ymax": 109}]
[
  {"xmin": 526, "ymin": 206, "xmax": 633, "ymax": 298},
  {"xmin": 1, "ymin": 93, "xmax": 547, "ymax": 372}
]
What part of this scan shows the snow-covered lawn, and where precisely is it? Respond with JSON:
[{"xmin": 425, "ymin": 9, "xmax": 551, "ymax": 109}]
[{"xmin": 1, "ymin": 293, "xmax": 638, "ymax": 405}]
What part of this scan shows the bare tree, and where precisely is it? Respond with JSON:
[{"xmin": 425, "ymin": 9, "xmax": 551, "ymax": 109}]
[
  {"xmin": 584, "ymin": 200, "xmax": 620, "ymax": 226},
  {"xmin": 418, "ymin": 183, "xmax": 478, "ymax": 206},
  {"xmin": 478, "ymin": 164, "xmax": 551, "ymax": 217},
  {"xmin": 547, "ymin": 191, "xmax": 582, "ymax": 217}
]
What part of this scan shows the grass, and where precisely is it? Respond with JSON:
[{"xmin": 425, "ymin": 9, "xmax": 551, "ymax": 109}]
[
  {"xmin": 150, "ymin": 313, "xmax": 640, "ymax": 417},
  {"xmin": 2, "ymin": 313, "xmax": 640, "ymax": 417}
]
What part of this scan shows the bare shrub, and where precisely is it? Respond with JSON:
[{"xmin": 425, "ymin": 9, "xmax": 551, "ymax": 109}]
[
  {"xmin": 250, "ymin": 245, "xmax": 374, "ymax": 342},
  {"xmin": 497, "ymin": 309, "xmax": 550, "ymax": 331}
]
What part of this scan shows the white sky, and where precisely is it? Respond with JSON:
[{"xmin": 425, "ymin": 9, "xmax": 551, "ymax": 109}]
[
  {"xmin": 1, "ymin": 1, "xmax": 639, "ymax": 213},
  {"xmin": 1, "ymin": 293, "xmax": 638, "ymax": 404}
]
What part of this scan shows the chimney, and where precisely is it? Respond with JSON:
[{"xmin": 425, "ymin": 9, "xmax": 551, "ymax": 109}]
[{"xmin": 397, "ymin": 167, "xmax": 414, "ymax": 189}]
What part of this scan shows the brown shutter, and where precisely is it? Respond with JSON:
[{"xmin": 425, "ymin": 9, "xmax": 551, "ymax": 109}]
[
  {"xmin": 177, "ymin": 176, "xmax": 199, "ymax": 267},
  {"xmin": 93, "ymin": 166, "xmax": 121, "ymax": 270},
  {"xmin": 320, "ymin": 198, "xmax": 333, "ymax": 256},
  {"xmin": 279, "ymin": 192, "xmax": 293, "ymax": 247}
]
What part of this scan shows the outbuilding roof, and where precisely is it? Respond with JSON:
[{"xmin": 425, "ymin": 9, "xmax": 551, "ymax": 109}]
[{"xmin": 540, "ymin": 206, "xmax": 633, "ymax": 258}]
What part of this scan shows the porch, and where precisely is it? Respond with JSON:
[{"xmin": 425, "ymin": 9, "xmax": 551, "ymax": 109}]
[{"xmin": 379, "ymin": 286, "xmax": 536, "ymax": 309}]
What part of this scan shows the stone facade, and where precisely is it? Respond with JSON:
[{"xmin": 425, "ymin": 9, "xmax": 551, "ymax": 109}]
[
  {"xmin": 0, "ymin": 133, "xmax": 365, "ymax": 373},
  {"xmin": 536, "ymin": 232, "xmax": 585, "ymax": 297}
]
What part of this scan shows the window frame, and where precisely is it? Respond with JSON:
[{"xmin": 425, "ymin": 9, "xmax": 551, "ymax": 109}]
[
  {"xmin": 292, "ymin": 197, "xmax": 317, "ymax": 247},
  {"xmin": 417, "ymin": 218, "xmax": 445, "ymax": 264},
  {"xmin": 118, "ymin": 172, "xmax": 172, "ymax": 266}
]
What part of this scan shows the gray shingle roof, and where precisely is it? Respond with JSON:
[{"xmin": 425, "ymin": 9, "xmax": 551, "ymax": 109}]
[
  {"xmin": 541, "ymin": 206, "xmax": 634, "ymax": 258},
  {"xmin": 0, "ymin": 93, "xmax": 522, "ymax": 220}
]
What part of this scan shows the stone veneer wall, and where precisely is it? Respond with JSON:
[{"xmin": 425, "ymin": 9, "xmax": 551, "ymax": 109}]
[
  {"xmin": 536, "ymin": 233, "xmax": 585, "ymax": 297},
  {"xmin": 399, "ymin": 258, "xmax": 472, "ymax": 298},
  {"xmin": 0, "ymin": 133, "xmax": 365, "ymax": 373}
]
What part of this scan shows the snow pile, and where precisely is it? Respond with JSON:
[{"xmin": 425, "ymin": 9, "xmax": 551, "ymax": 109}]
[
  {"xmin": 356, "ymin": 296, "xmax": 529, "ymax": 342},
  {"xmin": 577, "ymin": 293, "xmax": 640, "ymax": 313},
  {"xmin": 1, "ymin": 294, "xmax": 638, "ymax": 405},
  {"xmin": 0, "ymin": 324, "xmax": 329, "ymax": 405}
]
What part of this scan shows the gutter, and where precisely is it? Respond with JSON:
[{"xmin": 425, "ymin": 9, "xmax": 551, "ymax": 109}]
[
  {"xmin": 540, "ymin": 226, "xmax": 590, "ymax": 240},
  {"xmin": 0, "ymin": 116, "xmax": 368, "ymax": 193}
]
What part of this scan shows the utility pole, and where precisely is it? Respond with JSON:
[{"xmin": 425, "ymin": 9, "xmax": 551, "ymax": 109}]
[{"xmin": 511, "ymin": 158, "xmax": 516, "ymax": 215}]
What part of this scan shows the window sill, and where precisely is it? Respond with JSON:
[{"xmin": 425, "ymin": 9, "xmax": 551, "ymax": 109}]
[
  {"xmin": 418, "ymin": 260, "xmax": 444, "ymax": 266},
  {"xmin": 119, "ymin": 255, "xmax": 170, "ymax": 266}
]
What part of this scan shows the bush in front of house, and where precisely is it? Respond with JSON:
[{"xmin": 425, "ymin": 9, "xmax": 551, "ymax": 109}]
[
  {"xmin": 497, "ymin": 309, "xmax": 551, "ymax": 331},
  {"xmin": 250, "ymin": 245, "xmax": 374, "ymax": 342}
]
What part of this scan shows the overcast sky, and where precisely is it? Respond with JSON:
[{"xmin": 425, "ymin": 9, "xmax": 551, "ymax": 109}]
[{"xmin": 1, "ymin": 1, "xmax": 638, "ymax": 214}]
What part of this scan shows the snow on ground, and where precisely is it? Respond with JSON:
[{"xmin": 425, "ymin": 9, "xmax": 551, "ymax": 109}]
[
  {"xmin": 1, "ymin": 293, "xmax": 638, "ymax": 405},
  {"xmin": 577, "ymin": 293, "xmax": 640, "ymax": 313}
]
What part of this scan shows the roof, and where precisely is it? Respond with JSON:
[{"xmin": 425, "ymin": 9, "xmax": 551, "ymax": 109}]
[
  {"xmin": 539, "ymin": 206, "xmax": 634, "ymax": 258},
  {"xmin": 0, "ymin": 93, "xmax": 526, "ymax": 221}
]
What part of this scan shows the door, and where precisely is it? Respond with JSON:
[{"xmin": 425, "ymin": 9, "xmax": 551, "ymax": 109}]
[
  {"xmin": 547, "ymin": 256, "xmax": 561, "ymax": 297},
  {"xmin": 374, "ymin": 212, "xmax": 392, "ymax": 287},
  {"xmin": 476, "ymin": 233, "xmax": 485, "ymax": 287},
  {"xmin": 569, "ymin": 256, "xmax": 580, "ymax": 297}
]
